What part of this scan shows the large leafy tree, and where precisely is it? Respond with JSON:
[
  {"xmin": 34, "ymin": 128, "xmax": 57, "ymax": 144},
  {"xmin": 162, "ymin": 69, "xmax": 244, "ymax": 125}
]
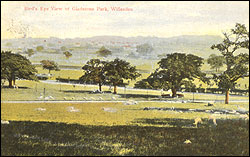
[
  {"xmin": 105, "ymin": 58, "xmax": 141, "ymax": 94},
  {"xmin": 79, "ymin": 59, "xmax": 106, "ymax": 91},
  {"xmin": 146, "ymin": 53, "xmax": 207, "ymax": 97},
  {"xmin": 207, "ymin": 54, "xmax": 225, "ymax": 72},
  {"xmin": 40, "ymin": 60, "xmax": 60, "ymax": 74},
  {"xmin": 211, "ymin": 23, "xmax": 249, "ymax": 104},
  {"xmin": 1, "ymin": 51, "xmax": 37, "ymax": 88}
]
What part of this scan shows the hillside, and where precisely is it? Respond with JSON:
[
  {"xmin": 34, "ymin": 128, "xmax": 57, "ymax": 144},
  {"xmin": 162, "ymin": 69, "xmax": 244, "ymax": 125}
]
[{"xmin": 2, "ymin": 35, "xmax": 247, "ymax": 66}]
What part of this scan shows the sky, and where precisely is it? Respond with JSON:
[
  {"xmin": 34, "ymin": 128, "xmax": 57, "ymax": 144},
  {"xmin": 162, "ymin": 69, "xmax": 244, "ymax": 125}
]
[{"xmin": 1, "ymin": 1, "xmax": 249, "ymax": 39}]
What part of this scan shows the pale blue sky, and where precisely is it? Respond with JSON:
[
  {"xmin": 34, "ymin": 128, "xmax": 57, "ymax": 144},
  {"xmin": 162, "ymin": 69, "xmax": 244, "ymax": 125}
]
[{"xmin": 1, "ymin": 1, "xmax": 249, "ymax": 39}]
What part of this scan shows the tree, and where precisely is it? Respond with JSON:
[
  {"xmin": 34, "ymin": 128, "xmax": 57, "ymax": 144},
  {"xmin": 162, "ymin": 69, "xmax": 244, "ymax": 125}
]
[
  {"xmin": 40, "ymin": 60, "xmax": 60, "ymax": 74},
  {"xmin": 36, "ymin": 46, "xmax": 44, "ymax": 52},
  {"xmin": 211, "ymin": 23, "xmax": 249, "ymax": 104},
  {"xmin": 1, "ymin": 51, "xmax": 37, "ymax": 88},
  {"xmin": 207, "ymin": 54, "xmax": 225, "ymax": 72},
  {"xmin": 60, "ymin": 46, "xmax": 67, "ymax": 51},
  {"xmin": 26, "ymin": 49, "xmax": 35, "ymax": 57},
  {"xmin": 96, "ymin": 46, "xmax": 112, "ymax": 57},
  {"xmin": 136, "ymin": 43, "xmax": 153, "ymax": 54},
  {"xmin": 149, "ymin": 53, "xmax": 207, "ymax": 97},
  {"xmin": 79, "ymin": 59, "xmax": 106, "ymax": 91},
  {"xmin": 105, "ymin": 58, "xmax": 141, "ymax": 94},
  {"xmin": 63, "ymin": 51, "xmax": 72, "ymax": 58}
]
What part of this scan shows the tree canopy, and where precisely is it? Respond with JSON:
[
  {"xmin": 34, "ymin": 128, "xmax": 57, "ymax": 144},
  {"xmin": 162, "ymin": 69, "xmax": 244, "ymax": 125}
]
[
  {"xmin": 211, "ymin": 23, "xmax": 249, "ymax": 104},
  {"xmin": 104, "ymin": 58, "xmax": 141, "ymax": 94},
  {"xmin": 207, "ymin": 54, "xmax": 225, "ymax": 72},
  {"xmin": 96, "ymin": 46, "xmax": 112, "ymax": 57},
  {"xmin": 79, "ymin": 59, "xmax": 107, "ymax": 91},
  {"xmin": 63, "ymin": 51, "xmax": 72, "ymax": 58},
  {"xmin": 1, "ymin": 51, "xmax": 37, "ymax": 87},
  {"xmin": 136, "ymin": 43, "xmax": 153, "ymax": 54},
  {"xmin": 36, "ymin": 46, "xmax": 44, "ymax": 52},
  {"xmin": 40, "ymin": 60, "xmax": 60, "ymax": 74},
  {"xmin": 135, "ymin": 53, "xmax": 207, "ymax": 97}
]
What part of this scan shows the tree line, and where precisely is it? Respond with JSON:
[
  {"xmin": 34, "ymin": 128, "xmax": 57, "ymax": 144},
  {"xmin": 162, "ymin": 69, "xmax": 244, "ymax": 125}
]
[{"xmin": 1, "ymin": 23, "xmax": 249, "ymax": 104}]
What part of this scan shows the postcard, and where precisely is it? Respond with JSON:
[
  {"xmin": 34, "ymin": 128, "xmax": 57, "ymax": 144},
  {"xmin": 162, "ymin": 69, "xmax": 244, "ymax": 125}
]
[{"xmin": 1, "ymin": 1, "xmax": 249, "ymax": 156}]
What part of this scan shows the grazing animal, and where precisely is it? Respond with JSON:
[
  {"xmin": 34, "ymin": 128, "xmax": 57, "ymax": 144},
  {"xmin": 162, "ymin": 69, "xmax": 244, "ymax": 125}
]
[
  {"xmin": 99, "ymin": 97, "xmax": 103, "ymax": 101},
  {"xmin": 90, "ymin": 97, "xmax": 95, "ymax": 101},
  {"xmin": 67, "ymin": 106, "xmax": 80, "ymax": 112},
  {"xmin": 184, "ymin": 139, "xmax": 192, "ymax": 144},
  {"xmin": 71, "ymin": 97, "xmax": 75, "ymax": 100},
  {"xmin": 193, "ymin": 117, "xmax": 203, "ymax": 127},
  {"xmin": 112, "ymin": 96, "xmax": 117, "ymax": 100},
  {"xmin": 1, "ymin": 120, "xmax": 10, "ymax": 124},
  {"xmin": 102, "ymin": 107, "xmax": 117, "ymax": 113},
  {"xmin": 124, "ymin": 100, "xmax": 138, "ymax": 105},
  {"xmin": 82, "ymin": 97, "xmax": 87, "ymax": 100},
  {"xmin": 208, "ymin": 115, "xmax": 217, "ymax": 126},
  {"xmin": 35, "ymin": 108, "xmax": 46, "ymax": 111},
  {"xmin": 13, "ymin": 84, "xmax": 19, "ymax": 89},
  {"xmin": 240, "ymin": 113, "xmax": 249, "ymax": 120},
  {"xmin": 63, "ymin": 97, "xmax": 67, "ymax": 100},
  {"xmin": 208, "ymin": 103, "xmax": 213, "ymax": 106},
  {"xmin": 48, "ymin": 96, "xmax": 54, "ymax": 99},
  {"xmin": 236, "ymin": 105, "xmax": 247, "ymax": 113}
]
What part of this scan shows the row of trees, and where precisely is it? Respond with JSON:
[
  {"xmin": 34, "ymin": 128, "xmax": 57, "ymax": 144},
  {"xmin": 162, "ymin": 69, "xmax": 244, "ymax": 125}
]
[
  {"xmin": 80, "ymin": 23, "xmax": 249, "ymax": 104},
  {"xmin": 79, "ymin": 58, "xmax": 141, "ymax": 94}
]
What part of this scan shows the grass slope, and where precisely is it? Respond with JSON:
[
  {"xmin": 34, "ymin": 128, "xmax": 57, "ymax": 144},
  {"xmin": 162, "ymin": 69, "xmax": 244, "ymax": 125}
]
[{"xmin": 1, "ymin": 120, "xmax": 249, "ymax": 156}]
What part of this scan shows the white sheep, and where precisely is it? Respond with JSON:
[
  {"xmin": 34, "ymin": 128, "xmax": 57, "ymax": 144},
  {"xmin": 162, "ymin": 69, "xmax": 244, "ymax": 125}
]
[
  {"xmin": 123, "ymin": 100, "xmax": 138, "ymax": 105},
  {"xmin": 1, "ymin": 120, "xmax": 10, "ymax": 124},
  {"xmin": 48, "ymin": 96, "xmax": 54, "ymax": 100},
  {"xmin": 99, "ymin": 97, "xmax": 103, "ymax": 101},
  {"xmin": 67, "ymin": 106, "xmax": 80, "ymax": 112},
  {"xmin": 102, "ymin": 107, "xmax": 117, "ymax": 113},
  {"xmin": 193, "ymin": 117, "xmax": 203, "ymax": 127},
  {"xmin": 82, "ymin": 97, "xmax": 87, "ymax": 100},
  {"xmin": 90, "ymin": 97, "xmax": 95, "ymax": 101},
  {"xmin": 111, "ymin": 96, "xmax": 117, "ymax": 100},
  {"xmin": 184, "ymin": 139, "xmax": 192, "ymax": 144},
  {"xmin": 239, "ymin": 113, "xmax": 249, "ymax": 120},
  {"xmin": 236, "ymin": 105, "xmax": 247, "ymax": 113},
  {"xmin": 35, "ymin": 108, "xmax": 46, "ymax": 111},
  {"xmin": 208, "ymin": 115, "xmax": 217, "ymax": 126}
]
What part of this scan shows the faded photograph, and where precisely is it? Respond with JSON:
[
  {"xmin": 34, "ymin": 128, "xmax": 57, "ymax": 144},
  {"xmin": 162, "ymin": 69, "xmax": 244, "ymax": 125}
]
[{"xmin": 1, "ymin": 1, "xmax": 249, "ymax": 156}]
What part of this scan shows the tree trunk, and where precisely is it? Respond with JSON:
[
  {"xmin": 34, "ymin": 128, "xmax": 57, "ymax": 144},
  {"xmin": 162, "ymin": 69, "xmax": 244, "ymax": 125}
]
[
  {"xmin": 99, "ymin": 82, "xmax": 102, "ymax": 91},
  {"xmin": 13, "ymin": 78, "xmax": 16, "ymax": 86},
  {"xmin": 225, "ymin": 90, "xmax": 229, "ymax": 104},
  {"xmin": 49, "ymin": 69, "xmax": 51, "ymax": 74},
  {"xmin": 172, "ymin": 88, "xmax": 177, "ymax": 97},
  {"xmin": 8, "ymin": 78, "xmax": 13, "ymax": 88},
  {"xmin": 114, "ymin": 85, "xmax": 117, "ymax": 94}
]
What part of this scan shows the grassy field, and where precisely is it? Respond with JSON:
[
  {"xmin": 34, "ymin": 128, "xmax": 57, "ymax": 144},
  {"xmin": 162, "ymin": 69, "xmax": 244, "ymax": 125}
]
[
  {"xmin": 1, "ymin": 120, "xmax": 249, "ymax": 156},
  {"xmin": 1, "ymin": 62, "xmax": 249, "ymax": 156},
  {"xmin": 1, "ymin": 101, "xmax": 249, "ymax": 126},
  {"xmin": 1, "ymin": 80, "xmax": 249, "ymax": 101}
]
